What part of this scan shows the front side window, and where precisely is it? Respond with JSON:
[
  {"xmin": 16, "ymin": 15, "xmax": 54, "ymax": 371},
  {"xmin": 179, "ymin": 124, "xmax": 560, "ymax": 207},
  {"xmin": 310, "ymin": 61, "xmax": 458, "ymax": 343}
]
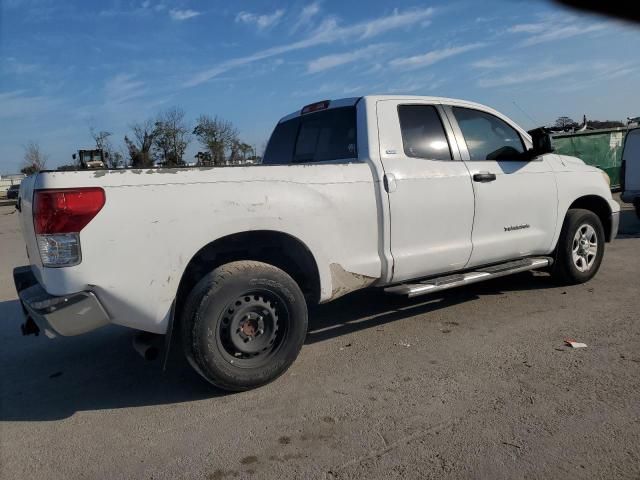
[
  {"xmin": 262, "ymin": 107, "xmax": 357, "ymax": 164},
  {"xmin": 452, "ymin": 107, "xmax": 525, "ymax": 161},
  {"xmin": 398, "ymin": 105, "xmax": 452, "ymax": 161}
]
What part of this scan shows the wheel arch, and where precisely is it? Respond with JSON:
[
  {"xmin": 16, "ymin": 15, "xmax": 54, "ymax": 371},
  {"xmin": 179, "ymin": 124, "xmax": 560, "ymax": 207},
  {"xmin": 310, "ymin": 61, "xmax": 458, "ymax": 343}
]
[
  {"xmin": 566, "ymin": 195, "xmax": 613, "ymax": 242},
  {"xmin": 174, "ymin": 230, "xmax": 322, "ymax": 323}
]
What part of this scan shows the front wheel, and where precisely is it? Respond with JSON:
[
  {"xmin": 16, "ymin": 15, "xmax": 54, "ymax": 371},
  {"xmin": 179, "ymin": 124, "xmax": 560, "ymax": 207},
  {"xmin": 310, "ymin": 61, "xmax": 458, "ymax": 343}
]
[
  {"xmin": 181, "ymin": 261, "xmax": 308, "ymax": 391},
  {"xmin": 551, "ymin": 209, "xmax": 605, "ymax": 285}
]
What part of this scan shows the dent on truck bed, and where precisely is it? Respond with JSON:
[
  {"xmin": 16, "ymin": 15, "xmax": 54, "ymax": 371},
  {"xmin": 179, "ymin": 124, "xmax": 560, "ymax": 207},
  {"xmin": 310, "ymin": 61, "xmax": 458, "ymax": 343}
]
[
  {"xmin": 91, "ymin": 168, "xmax": 191, "ymax": 178},
  {"xmin": 329, "ymin": 263, "xmax": 376, "ymax": 300}
]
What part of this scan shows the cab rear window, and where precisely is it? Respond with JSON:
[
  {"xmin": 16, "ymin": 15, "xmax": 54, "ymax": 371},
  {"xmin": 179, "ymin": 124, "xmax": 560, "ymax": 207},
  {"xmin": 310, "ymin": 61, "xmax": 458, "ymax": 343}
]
[{"xmin": 262, "ymin": 107, "xmax": 357, "ymax": 165}]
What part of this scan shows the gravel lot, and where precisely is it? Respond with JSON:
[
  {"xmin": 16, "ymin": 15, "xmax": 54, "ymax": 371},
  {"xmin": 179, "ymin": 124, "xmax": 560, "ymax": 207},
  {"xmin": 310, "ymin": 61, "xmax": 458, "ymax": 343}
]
[{"xmin": 1, "ymin": 199, "xmax": 639, "ymax": 480}]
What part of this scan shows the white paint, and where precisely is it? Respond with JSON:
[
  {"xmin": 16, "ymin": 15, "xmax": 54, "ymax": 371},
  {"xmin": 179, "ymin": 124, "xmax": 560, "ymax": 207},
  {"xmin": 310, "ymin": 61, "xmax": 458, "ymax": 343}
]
[{"xmin": 376, "ymin": 98, "xmax": 475, "ymax": 281}]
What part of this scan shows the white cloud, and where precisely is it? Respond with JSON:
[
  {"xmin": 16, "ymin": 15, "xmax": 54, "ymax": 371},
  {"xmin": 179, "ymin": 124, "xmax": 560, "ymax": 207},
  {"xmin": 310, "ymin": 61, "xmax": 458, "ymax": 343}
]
[
  {"xmin": 508, "ymin": 23, "xmax": 546, "ymax": 34},
  {"xmin": 477, "ymin": 64, "xmax": 579, "ymax": 87},
  {"xmin": 0, "ymin": 90, "xmax": 61, "ymax": 119},
  {"xmin": 186, "ymin": 7, "xmax": 435, "ymax": 87},
  {"xmin": 356, "ymin": 7, "xmax": 434, "ymax": 40},
  {"xmin": 521, "ymin": 23, "xmax": 606, "ymax": 46},
  {"xmin": 391, "ymin": 43, "xmax": 485, "ymax": 70},
  {"xmin": 291, "ymin": 81, "xmax": 369, "ymax": 99},
  {"xmin": 508, "ymin": 16, "xmax": 608, "ymax": 47},
  {"xmin": 104, "ymin": 74, "xmax": 147, "ymax": 103},
  {"xmin": 291, "ymin": 2, "xmax": 321, "ymax": 33},
  {"xmin": 548, "ymin": 60, "xmax": 640, "ymax": 93},
  {"xmin": 307, "ymin": 44, "xmax": 389, "ymax": 73},
  {"xmin": 2, "ymin": 57, "xmax": 39, "ymax": 75},
  {"xmin": 236, "ymin": 9, "xmax": 285, "ymax": 30},
  {"xmin": 471, "ymin": 57, "xmax": 512, "ymax": 69},
  {"xmin": 386, "ymin": 74, "xmax": 445, "ymax": 94},
  {"xmin": 169, "ymin": 9, "xmax": 200, "ymax": 21}
]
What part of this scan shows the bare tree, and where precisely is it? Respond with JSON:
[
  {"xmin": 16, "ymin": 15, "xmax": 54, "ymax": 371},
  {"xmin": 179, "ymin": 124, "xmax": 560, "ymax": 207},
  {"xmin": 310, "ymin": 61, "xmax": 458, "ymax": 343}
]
[
  {"xmin": 125, "ymin": 119, "xmax": 156, "ymax": 168},
  {"xmin": 89, "ymin": 126, "xmax": 122, "ymax": 167},
  {"xmin": 554, "ymin": 116, "xmax": 578, "ymax": 129},
  {"xmin": 108, "ymin": 151, "xmax": 124, "ymax": 169},
  {"xmin": 90, "ymin": 127, "xmax": 112, "ymax": 151},
  {"xmin": 21, "ymin": 141, "xmax": 49, "ymax": 175},
  {"xmin": 229, "ymin": 140, "xmax": 253, "ymax": 165},
  {"xmin": 194, "ymin": 151, "xmax": 213, "ymax": 166},
  {"xmin": 193, "ymin": 115, "xmax": 239, "ymax": 165},
  {"xmin": 238, "ymin": 142, "xmax": 253, "ymax": 163},
  {"xmin": 153, "ymin": 107, "xmax": 190, "ymax": 166}
]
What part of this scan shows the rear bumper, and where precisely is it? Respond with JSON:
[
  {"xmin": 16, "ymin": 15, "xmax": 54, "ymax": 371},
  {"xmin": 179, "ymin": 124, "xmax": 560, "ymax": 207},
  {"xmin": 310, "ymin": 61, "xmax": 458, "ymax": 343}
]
[{"xmin": 13, "ymin": 265, "xmax": 110, "ymax": 338}]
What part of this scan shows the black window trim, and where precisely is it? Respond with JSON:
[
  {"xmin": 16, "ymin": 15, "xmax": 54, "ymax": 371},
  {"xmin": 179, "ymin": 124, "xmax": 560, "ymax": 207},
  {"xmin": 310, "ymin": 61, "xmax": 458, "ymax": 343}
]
[
  {"xmin": 396, "ymin": 103, "xmax": 454, "ymax": 161},
  {"xmin": 449, "ymin": 105, "xmax": 528, "ymax": 162},
  {"xmin": 291, "ymin": 106, "xmax": 359, "ymax": 165},
  {"xmin": 262, "ymin": 116, "xmax": 299, "ymax": 166}
]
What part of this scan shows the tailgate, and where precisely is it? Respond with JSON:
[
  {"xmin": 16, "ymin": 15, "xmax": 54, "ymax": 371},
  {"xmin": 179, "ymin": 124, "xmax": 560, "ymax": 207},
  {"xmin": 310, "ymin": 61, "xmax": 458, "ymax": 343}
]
[{"xmin": 17, "ymin": 175, "xmax": 44, "ymax": 279}]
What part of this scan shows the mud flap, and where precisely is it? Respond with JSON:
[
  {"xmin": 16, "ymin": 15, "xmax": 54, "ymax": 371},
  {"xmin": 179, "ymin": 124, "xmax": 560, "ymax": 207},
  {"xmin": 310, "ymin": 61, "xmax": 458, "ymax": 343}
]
[{"xmin": 162, "ymin": 300, "xmax": 176, "ymax": 371}]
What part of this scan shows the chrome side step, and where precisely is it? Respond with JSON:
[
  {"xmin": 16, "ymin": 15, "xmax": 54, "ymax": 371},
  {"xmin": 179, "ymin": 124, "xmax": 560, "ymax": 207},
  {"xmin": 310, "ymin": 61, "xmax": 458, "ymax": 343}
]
[{"xmin": 384, "ymin": 257, "xmax": 552, "ymax": 298}]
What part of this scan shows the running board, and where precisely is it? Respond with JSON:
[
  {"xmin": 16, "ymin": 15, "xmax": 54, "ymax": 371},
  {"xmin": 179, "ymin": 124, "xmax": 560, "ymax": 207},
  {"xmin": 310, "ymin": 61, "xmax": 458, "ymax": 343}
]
[{"xmin": 384, "ymin": 257, "xmax": 552, "ymax": 298}]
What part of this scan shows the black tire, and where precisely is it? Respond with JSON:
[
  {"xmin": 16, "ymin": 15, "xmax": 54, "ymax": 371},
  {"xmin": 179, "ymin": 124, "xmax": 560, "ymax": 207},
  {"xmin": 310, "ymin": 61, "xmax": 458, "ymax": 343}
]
[
  {"xmin": 181, "ymin": 260, "xmax": 308, "ymax": 391},
  {"xmin": 634, "ymin": 199, "xmax": 640, "ymax": 220},
  {"xmin": 551, "ymin": 208, "xmax": 605, "ymax": 285}
]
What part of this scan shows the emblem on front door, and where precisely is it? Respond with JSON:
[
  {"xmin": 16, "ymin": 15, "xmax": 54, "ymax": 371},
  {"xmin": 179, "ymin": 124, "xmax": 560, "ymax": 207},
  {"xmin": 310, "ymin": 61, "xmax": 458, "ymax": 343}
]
[{"xmin": 504, "ymin": 224, "xmax": 530, "ymax": 232}]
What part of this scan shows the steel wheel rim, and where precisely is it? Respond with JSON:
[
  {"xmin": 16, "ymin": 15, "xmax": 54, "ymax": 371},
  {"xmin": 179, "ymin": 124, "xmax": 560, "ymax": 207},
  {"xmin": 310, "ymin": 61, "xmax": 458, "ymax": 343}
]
[
  {"xmin": 215, "ymin": 289, "xmax": 289, "ymax": 368},
  {"xmin": 571, "ymin": 223, "xmax": 598, "ymax": 272}
]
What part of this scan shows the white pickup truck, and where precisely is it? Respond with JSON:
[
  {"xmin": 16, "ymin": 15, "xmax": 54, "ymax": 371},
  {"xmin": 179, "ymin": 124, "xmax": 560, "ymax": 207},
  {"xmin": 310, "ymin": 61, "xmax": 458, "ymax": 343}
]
[{"xmin": 14, "ymin": 95, "xmax": 619, "ymax": 391}]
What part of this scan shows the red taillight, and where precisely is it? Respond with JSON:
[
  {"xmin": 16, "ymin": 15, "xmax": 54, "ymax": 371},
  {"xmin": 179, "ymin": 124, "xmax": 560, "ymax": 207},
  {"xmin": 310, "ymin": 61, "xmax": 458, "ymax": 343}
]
[{"xmin": 34, "ymin": 188, "xmax": 106, "ymax": 234}]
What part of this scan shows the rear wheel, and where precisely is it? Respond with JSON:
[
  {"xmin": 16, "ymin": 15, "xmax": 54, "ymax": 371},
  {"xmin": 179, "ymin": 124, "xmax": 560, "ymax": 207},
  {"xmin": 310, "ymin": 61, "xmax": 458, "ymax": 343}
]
[
  {"xmin": 551, "ymin": 209, "xmax": 605, "ymax": 284},
  {"xmin": 181, "ymin": 261, "xmax": 308, "ymax": 391}
]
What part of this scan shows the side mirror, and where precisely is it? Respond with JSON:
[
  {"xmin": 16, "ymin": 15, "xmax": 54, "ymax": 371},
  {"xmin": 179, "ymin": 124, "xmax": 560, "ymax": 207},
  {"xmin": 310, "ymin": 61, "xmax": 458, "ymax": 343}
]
[
  {"xmin": 72, "ymin": 153, "xmax": 76, "ymax": 160},
  {"xmin": 526, "ymin": 127, "xmax": 555, "ymax": 158}
]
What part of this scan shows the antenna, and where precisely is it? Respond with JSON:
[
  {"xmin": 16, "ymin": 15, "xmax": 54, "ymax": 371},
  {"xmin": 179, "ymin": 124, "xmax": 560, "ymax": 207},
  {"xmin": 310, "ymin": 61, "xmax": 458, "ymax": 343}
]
[{"xmin": 512, "ymin": 100, "xmax": 540, "ymax": 128}]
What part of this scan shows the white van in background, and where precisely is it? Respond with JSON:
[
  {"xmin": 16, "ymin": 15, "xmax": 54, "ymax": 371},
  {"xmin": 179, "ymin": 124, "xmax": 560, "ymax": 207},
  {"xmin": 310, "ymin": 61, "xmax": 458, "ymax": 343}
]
[{"xmin": 621, "ymin": 128, "xmax": 640, "ymax": 219}]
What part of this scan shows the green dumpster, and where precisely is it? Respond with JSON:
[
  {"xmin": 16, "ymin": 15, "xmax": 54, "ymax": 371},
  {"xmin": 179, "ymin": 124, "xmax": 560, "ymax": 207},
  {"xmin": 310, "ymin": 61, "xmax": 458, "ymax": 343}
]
[{"xmin": 552, "ymin": 128, "xmax": 627, "ymax": 189}]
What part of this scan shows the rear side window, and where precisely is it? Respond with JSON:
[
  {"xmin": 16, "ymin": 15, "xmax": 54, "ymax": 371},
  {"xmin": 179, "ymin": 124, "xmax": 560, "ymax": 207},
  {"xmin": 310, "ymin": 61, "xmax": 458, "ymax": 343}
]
[
  {"xmin": 262, "ymin": 107, "xmax": 357, "ymax": 164},
  {"xmin": 452, "ymin": 107, "xmax": 525, "ymax": 161},
  {"xmin": 398, "ymin": 105, "xmax": 452, "ymax": 160}
]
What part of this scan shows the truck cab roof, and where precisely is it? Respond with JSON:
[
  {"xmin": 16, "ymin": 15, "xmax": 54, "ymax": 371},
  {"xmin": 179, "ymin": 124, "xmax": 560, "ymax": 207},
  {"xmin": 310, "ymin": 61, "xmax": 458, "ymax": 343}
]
[{"xmin": 278, "ymin": 95, "xmax": 503, "ymax": 124}]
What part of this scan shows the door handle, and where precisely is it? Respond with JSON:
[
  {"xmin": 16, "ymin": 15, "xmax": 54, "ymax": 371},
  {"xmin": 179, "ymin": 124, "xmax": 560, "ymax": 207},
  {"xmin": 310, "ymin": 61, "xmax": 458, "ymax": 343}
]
[
  {"xmin": 473, "ymin": 172, "xmax": 497, "ymax": 183},
  {"xmin": 383, "ymin": 173, "xmax": 397, "ymax": 192}
]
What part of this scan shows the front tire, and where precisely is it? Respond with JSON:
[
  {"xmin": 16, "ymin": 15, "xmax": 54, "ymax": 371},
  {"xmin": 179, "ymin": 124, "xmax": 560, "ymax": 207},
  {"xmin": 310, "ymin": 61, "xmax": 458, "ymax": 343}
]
[
  {"xmin": 181, "ymin": 261, "xmax": 308, "ymax": 391},
  {"xmin": 551, "ymin": 208, "xmax": 605, "ymax": 285}
]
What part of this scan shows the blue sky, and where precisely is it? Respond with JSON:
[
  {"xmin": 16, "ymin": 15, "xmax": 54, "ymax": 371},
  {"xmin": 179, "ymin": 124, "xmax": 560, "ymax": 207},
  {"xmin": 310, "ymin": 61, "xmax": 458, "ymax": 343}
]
[{"xmin": 1, "ymin": 0, "xmax": 639, "ymax": 172}]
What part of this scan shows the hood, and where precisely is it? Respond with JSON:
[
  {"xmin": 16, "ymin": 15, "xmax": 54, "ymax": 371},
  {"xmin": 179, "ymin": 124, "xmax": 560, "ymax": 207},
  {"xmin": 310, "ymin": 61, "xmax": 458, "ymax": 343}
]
[
  {"xmin": 548, "ymin": 154, "xmax": 599, "ymax": 173},
  {"xmin": 557, "ymin": 155, "xmax": 585, "ymax": 167}
]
